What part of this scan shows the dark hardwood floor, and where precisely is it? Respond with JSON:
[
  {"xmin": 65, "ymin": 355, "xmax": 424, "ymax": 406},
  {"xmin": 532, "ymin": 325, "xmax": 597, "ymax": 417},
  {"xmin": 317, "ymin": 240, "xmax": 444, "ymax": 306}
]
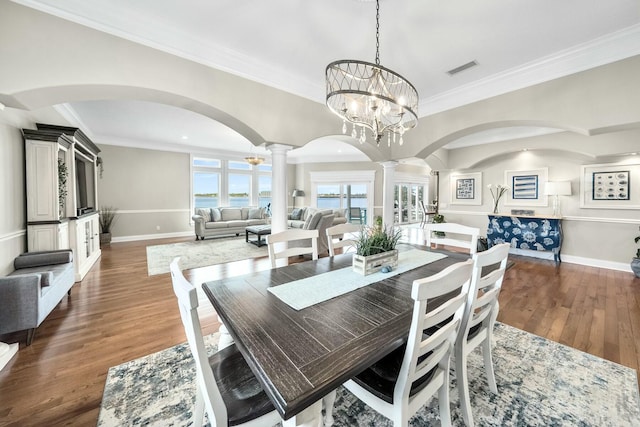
[{"xmin": 1, "ymin": 230, "xmax": 639, "ymax": 426}]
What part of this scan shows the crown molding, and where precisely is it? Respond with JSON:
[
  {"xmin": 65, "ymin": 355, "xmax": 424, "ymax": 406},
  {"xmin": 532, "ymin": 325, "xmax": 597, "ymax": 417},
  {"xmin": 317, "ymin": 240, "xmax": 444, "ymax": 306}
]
[{"xmin": 12, "ymin": 2, "xmax": 640, "ymax": 116}]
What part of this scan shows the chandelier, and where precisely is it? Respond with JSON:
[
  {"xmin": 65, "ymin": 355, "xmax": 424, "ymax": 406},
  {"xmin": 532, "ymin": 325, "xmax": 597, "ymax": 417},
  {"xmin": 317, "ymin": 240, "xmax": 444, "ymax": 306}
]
[
  {"xmin": 325, "ymin": 0, "xmax": 418, "ymax": 146},
  {"xmin": 244, "ymin": 155, "xmax": 264, "ymax": 166}
]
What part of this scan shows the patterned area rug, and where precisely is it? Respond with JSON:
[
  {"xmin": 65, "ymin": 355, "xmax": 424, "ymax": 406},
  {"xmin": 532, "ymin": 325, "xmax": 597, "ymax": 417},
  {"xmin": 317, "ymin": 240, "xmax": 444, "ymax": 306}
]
[
  {"xmin": 98, "ymin": 323, "xmax": 640, "ymax": 426},
  {"xmin": 146, "ymin": 236, "xmax": 268, "ymax": 275}
]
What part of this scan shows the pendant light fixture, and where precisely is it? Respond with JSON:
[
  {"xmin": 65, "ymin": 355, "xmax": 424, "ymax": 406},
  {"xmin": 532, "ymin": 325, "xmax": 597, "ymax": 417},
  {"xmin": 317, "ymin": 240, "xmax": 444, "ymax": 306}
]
[{"xmin": 325, "ymin": 0, "xmax": 418, "ymax": 146}]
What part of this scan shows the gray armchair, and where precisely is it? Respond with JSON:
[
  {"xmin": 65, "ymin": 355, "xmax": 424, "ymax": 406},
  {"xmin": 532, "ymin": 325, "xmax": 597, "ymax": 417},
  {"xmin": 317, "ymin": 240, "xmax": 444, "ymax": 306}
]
[
  {"xmin": 290, "ymin": 212, "xmax": 335, "ymax": 255},
  {"xmin": 0, "ymin": 250, "xmax": 75, "ymax": 345}
]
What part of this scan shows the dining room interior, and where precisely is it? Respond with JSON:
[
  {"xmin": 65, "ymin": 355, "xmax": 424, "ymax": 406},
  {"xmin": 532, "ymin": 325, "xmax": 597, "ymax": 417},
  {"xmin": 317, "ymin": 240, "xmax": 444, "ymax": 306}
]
[{"xmin": 1, "ymin": 0, "xmax": 640, "ymax": 425}]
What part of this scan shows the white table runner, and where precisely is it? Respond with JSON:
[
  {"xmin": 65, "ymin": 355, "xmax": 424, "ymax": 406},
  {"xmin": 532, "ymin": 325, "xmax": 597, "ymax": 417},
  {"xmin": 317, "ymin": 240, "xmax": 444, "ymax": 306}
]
[{"xmin": 268, "ymin": 249, "xmax": 447, "ymax": 310}]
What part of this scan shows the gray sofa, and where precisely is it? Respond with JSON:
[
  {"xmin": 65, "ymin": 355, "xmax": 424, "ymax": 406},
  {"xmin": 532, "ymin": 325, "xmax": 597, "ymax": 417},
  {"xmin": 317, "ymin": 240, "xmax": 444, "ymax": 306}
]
[
  {"xmin": 192, "ymin": 206, "xmax": 268, "ymax": 240},
  {"xmin": 0, "ymin": 250, "xmax": 75, "ymax": 345},
  {"xmin": 287, "ymin": 207, "xmax": 348, "ymax": 229}
]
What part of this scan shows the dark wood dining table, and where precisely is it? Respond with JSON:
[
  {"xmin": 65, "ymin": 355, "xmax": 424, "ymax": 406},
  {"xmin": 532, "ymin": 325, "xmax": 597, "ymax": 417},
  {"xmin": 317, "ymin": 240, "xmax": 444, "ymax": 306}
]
[{"xmin": 202, "ymin": 245, "xmax": 468, "ymax": 424}]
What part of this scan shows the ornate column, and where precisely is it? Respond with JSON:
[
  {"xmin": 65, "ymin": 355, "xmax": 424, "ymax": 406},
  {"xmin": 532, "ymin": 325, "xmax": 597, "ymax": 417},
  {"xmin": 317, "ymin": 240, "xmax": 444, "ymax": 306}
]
[
  {"xmin": 266, "ymin": 143, "xmax": 292, "ymax": 235},
  {"xmin": 380, "ymin": 161, "xmax": 398, "ymax": 229}
]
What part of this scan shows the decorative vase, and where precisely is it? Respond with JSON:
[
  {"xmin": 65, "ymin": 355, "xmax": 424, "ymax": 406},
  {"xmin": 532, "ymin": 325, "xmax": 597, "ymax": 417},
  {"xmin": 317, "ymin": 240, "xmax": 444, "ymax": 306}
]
[
  {"xmin": 631, "ymin": 258, "xmax": 640, "ymax": 278},
  {"xmin": 492, "ymin": 201, "xmax": 499, "ymax": 214},
  {"xmin": 353, "ymin": 249, "xmax": 398, "ymax": 276},
  {"xmin": 100, "ymin": 232, "xmax": 112, "ymax": 247}
]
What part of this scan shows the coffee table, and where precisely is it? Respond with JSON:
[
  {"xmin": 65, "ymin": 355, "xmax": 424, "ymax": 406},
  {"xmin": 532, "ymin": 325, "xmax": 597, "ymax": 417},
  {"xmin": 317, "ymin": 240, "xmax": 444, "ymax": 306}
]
[{"xmin": 245, "ymin": 224, "xmax": 272, "ymax": 247}]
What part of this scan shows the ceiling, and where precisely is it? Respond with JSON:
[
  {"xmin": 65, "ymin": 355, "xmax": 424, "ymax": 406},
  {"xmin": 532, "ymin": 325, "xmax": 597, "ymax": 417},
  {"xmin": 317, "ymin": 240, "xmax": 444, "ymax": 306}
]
[{"xmin": 14, "ymin": 0, "xmax": 640, "ymax": 163}]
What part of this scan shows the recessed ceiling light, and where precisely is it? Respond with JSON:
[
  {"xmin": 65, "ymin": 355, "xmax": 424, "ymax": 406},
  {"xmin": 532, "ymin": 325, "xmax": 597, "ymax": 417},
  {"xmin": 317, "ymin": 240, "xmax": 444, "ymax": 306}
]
[{"xmin": 181, "ymin": 135, "xmax": 188, "ymax": 140}]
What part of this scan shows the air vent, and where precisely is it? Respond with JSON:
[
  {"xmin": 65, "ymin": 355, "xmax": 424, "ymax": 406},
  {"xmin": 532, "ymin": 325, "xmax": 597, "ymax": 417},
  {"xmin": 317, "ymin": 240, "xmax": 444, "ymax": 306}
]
[{"xmin": 447, "ymin": 60, "xmax": 478, "ymax": 76}]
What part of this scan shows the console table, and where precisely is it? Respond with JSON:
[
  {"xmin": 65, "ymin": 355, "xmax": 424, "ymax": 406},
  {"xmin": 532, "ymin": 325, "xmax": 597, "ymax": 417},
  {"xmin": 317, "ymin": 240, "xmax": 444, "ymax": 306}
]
[{"xmin": 487, "ymin": 214, "xmax": 563, "ymax": 263}]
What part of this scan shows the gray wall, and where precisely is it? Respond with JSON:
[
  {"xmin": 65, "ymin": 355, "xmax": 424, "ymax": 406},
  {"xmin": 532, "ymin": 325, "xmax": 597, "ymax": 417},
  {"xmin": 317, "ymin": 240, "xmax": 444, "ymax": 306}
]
[{"xmin": 97, "ymin": 145, "xmax": 192, "ymax": 239}]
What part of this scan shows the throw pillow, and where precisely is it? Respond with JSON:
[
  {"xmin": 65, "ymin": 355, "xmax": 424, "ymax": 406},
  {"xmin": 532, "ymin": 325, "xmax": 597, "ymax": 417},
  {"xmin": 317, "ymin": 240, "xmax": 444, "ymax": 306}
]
[
  {"xmin": 210, "ymin": 208, "xmax": 221, "ymax": 222},
  {"xmin": 290, "ymin": 208, "xmax": 302, "ymax": 220},
  {"xmin": 248, "ymin": 208, "xmax": 262, "ymax": 219},
  {"xmin": 303, "ymin": 211, "xmax": 323, "ymax": 230},
  {"xmin": 196, "ymin": 208, "xmax": 211, "ymax": 222}
]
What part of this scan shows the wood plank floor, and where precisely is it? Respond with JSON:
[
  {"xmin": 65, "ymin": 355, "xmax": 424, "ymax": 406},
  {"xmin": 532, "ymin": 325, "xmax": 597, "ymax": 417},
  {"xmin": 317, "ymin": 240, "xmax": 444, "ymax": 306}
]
[{"xmin": 1, "ymin": 232, "xmax": 639, "ymax": 426}]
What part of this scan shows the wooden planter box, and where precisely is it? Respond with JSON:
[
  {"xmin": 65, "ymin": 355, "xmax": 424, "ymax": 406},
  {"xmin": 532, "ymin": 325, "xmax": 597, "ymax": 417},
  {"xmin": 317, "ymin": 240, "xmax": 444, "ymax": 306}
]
[{"xmin": 353, "ymin": 249, "xmax": 398, "ymax": 276}]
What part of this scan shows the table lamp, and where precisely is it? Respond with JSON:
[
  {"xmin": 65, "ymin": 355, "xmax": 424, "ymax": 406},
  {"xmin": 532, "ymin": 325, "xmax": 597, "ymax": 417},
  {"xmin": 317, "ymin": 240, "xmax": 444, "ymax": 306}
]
[{"xmin": 545, "ymin": 181, "xmax": 571, "ymax": 217}]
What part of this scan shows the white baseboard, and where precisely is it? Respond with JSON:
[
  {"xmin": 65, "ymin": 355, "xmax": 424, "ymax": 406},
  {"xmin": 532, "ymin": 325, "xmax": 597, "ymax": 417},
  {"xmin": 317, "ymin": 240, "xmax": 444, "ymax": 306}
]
[
  {"xmin": 509, "ymin": 248, "xmax": 633, "ymax": 273},
  {"xmin": 112, "ymin": 231, "xmax": 194, "ymax": 243}
]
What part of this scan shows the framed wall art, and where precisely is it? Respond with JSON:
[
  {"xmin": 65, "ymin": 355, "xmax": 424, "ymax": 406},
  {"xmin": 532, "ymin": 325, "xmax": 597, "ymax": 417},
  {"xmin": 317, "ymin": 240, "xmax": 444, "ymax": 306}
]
[
  {"xmin": 580, "ymin": 162, "xmax": 640, "ymax": 209},
  {"xmin": 450, "ymin": 172, "xmax": 482, "ymax": 205},
  {"xmin": 504, "ymin": 168, "xmax": 548, "ymax": 207}
]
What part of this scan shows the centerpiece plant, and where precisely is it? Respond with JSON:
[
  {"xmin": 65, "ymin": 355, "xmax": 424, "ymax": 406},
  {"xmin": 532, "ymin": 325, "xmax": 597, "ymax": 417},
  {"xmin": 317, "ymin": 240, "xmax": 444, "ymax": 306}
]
[
  {"xmin": 353, "ymin": 219, "xmax": 402, "ymax": 275},
  {"xmin": 355, "ymin": 221, "xmax": 402, "ymax": 257}
]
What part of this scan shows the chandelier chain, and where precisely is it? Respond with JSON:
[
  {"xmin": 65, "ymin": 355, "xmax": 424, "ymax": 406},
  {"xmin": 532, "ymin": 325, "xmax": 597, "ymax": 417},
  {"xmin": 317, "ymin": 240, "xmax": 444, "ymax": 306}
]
[{"xmin": 375, "ymin": 0, "xmax": 380, "ymax": 65}]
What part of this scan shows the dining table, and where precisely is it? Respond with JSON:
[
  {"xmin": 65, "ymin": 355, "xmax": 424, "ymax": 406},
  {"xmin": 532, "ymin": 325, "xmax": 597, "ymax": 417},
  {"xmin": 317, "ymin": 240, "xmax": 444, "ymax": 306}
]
[{"xmin": 202, "ymin": 244, "xmax": 469, "ymax": 426}]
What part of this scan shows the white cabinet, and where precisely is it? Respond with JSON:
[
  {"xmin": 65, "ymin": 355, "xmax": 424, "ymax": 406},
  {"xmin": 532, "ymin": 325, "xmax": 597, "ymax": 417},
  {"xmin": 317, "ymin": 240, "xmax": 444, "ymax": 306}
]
[
  {"xmin": 27, "ymin": 221, "xmax": 69, "ymax": 252},
  {"xmin": 23, "ymin": 124, "xmax": 102, "ymax": 281},
  {"xmin": 70, "ymin": 213, "xmax": 100, "ymax": 281}
]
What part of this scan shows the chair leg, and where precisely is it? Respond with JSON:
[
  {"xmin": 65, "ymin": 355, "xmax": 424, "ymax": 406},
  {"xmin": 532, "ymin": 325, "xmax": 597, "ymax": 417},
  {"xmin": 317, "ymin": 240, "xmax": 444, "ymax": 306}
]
[
  {"xmin": 193, "ymin": 383, "xmax": 205, "ymax": 427},
  {"xmin": 438, "ymin": 364, "xmax": 452, "ymax": 427},
  {"xmin": 26, "ymin": 328, "xmax": 36, "ymax": 346},
  {"xmin": 455, "ymin": 346, "xmax": 474, "ymax": 427},
  {"xmin": 322, "ymin": 390, "xmax": 337, "ymax": 426},
  {"xmin": 482, "ymin": 336, "xmax": 498, "ymax": 394}
]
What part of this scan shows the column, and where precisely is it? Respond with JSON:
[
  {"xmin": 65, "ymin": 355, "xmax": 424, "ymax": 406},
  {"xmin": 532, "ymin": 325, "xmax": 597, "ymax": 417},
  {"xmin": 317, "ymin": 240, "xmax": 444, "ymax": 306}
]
[
  {"xmin": 266, "ymin": 143, "xmax": 292, "ymax": 234},
  {"xmin": 380, "ymin": 161, "xmax": 398, "ymax": 229}
]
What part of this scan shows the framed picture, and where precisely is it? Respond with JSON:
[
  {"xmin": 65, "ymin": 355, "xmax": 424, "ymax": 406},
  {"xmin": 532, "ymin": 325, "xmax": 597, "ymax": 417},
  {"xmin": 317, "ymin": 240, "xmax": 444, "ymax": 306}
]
[
  {"xmin": 450, "ymin": 172, "xmax": 482, "ymax": 205},
  {"xmin": 504, "ymin": 168, "xmax": 548, "ymax": 207},
  {"xmin": 580, "ymin": 162, "xmax": 640, "ymax": 209}
]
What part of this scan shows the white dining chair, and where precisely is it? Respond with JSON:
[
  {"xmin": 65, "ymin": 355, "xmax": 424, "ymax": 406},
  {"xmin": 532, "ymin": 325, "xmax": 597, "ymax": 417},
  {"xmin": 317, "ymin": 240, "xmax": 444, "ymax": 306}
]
[
  {"xmin": 326, "ymin": 222, "xmax": 361, "ymax": 256},
  {"xmin": 425, "ymin": 223, "xmax": 480, "ymax": 255},
  {"xmin": 267, "ymin": 228, "xmax": 319, "ymax": 268},
  {"xmin": 169, "ymin": 258, "xmax": 282, "ymax": 427},
  {"xmin": 343, "ymin": 259, "xmax": 474, "ymax": 426},
  {"xmin": 455, "ymin": 243, "xmax": 510, "ymax": 427}
]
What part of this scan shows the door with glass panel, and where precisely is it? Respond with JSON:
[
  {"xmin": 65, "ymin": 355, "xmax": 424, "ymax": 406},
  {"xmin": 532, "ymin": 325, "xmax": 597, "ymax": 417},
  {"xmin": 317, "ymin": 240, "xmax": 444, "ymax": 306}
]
[
  {"xmin": 316, "ymin": 183, "xmax": 369, "ymax": 224},
  {"xmin": 394, "ymin": 183, "xmax": 425, "ymax": 225}
]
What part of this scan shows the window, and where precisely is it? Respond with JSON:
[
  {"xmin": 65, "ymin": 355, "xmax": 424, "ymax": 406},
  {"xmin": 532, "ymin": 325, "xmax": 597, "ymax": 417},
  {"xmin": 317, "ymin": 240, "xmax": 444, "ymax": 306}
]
[
  {"xmin": 191, "ymin": 156, "xmax": 272, "ymax": 213},
  {"xmin": 193, "ymin": 158, "xmax": 221, "ymax": 209},
  {"xmin": 228, "ymin": 173, "xmax": 250, "ymax": 207}
]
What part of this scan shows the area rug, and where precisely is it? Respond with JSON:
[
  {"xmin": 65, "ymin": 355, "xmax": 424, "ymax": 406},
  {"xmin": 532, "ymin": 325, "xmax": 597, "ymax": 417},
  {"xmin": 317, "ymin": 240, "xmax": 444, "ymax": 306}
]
[
  {"xmin": 98, "ymin": 323, "xmax": 640, "ymax": 426},
  {"xmin": 146, "ymin": 237, "xmax": 268, "ymax": 275}
]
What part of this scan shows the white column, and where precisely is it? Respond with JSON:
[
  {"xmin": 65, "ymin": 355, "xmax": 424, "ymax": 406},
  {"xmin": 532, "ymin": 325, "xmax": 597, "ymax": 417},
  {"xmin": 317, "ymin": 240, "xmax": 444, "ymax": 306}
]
[
  {"xmin": 266, "ymin": 143, "xmax": 292, "ymax": 234},
  {"xmin": 380, "ymin": 161, "xmax": 398, "ymax": 229}
]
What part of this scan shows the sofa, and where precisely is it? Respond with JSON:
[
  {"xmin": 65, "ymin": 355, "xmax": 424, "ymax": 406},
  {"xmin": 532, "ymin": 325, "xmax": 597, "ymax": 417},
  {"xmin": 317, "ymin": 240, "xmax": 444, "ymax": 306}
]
[
  {"xmin": 0, "ymin": 250, "xmax": 75, "ymax": 345},
  {"xmin": 287, "ymin": 207, "xmax": 348, "ymax": 229},
  {"xmin": 287, "ymin": 208, "xmax": 349, "ymax": 254},
  {"xmin": 192, "ymin": 206, "xmax": 268, "ymax": 240}
]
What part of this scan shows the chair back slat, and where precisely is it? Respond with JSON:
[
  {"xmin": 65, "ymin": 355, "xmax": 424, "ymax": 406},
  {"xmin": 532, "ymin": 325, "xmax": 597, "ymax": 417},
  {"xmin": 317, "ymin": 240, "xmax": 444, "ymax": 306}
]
[
  {"xmin": 326, "ymin": 223, "xmax": 361, "ymax": 256},
  {"xmin": 267, "ymin": 229, "xmax": 319, "ymax": 268},
  {"xmin": 395, "ymin": 259, "xmax": 474, "ymax": 404},
  {"xmin": 425, "ymin": 222, "xmax": 480, "ymax": 254}
]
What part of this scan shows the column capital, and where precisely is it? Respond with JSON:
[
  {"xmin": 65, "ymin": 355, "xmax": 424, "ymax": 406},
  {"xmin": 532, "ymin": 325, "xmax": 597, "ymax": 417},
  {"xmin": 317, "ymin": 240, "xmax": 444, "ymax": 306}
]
[
  {"xmin": 266, "ymin": 143, "xmax": 294, "ymax": 155},
  {"xmin": 379, "ymin": 160, "xmax": 399, "ymax": 170}
]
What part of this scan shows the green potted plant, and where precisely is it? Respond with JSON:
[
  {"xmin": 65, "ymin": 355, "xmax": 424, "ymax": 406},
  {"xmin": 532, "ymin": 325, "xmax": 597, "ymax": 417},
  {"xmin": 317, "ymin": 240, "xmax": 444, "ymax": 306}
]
[
  {"xmin": 353, "ymin": 223, "xmax": 402, "ymax": 275},
  {"xmin": 632, "ymin": 230, "xmax": 640, "ymax": 278},
  {"xmin": 432, "ymin": 213, "xmax": 445, "ymax": 237},
  {"xmin": 99, "ymin": 206, "xmax": 118, "ymax": 246},
  {"xmin": 58, "ymin": 159, "xmax": 68, "ymax": 218}
]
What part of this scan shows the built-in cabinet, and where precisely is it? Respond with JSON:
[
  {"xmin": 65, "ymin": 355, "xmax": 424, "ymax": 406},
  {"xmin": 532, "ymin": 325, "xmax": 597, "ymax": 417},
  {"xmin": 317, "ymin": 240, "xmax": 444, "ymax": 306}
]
[{"xmin": 23, "ymin": 124, "xmax": 102, "ymax": 281}]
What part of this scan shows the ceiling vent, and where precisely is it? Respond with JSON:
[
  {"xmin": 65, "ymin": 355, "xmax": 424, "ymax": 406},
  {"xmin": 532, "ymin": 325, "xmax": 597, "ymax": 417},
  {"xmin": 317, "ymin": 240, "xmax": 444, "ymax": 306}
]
[{"xmin": 447, "ymin": 60, "xmax": 478, "ymax": 76}]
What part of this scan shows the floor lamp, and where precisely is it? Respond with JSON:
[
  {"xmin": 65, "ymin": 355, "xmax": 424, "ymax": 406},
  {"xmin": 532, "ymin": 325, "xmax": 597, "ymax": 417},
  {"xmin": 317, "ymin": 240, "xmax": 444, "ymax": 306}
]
[
  {"xmin": 545, "ymin": 181, "xmax": 572, "ymax": 217},
  {"xmin": 291, "ymin": 189, "xmax": 304, "ymax": 207}
]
